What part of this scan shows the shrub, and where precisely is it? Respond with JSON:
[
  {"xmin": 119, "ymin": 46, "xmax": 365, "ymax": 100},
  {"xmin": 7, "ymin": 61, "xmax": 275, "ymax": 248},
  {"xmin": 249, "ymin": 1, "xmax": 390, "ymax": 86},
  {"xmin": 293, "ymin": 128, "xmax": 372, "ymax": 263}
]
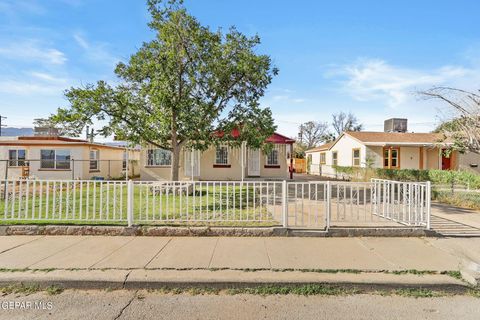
[{"xmin": 333, "ymin": 166, "xmax": 480, "ymax": 188}]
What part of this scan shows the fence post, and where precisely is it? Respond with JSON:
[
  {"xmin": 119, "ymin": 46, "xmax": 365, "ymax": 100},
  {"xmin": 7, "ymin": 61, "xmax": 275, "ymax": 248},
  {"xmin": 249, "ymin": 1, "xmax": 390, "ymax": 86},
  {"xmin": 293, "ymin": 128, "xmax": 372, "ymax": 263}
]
[
  {"xmin": 326, "ymin": 181, "xmax": 331, "ymax": 231},
  {"xmin": 282, "ymin": 180, "xmax": 288, "ymax": 228},
  {"xmin": 71, "ymin": 159, "xmax": 75, "ymax": 180},
  {"xmin": 426, "ymin": 181, "xmax": 431, "ymax": 230},
  {"xmin": 127, "ymin": 179, "xmax": 134, "ymax": 227}
]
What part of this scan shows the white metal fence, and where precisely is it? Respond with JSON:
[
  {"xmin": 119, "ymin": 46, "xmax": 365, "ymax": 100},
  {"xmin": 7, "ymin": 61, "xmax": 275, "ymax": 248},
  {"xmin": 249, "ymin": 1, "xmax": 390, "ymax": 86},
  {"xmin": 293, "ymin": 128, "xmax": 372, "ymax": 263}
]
[{"xmin": 0, "ymin": 178, "xmax": 431, "ymax": 229}]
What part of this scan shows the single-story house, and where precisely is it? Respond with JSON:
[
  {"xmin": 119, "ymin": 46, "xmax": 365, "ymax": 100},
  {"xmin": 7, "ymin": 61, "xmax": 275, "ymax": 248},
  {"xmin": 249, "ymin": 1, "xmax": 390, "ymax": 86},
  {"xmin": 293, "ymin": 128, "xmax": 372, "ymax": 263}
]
[
  {"xmin": 306, "ymin": 118, "xmax": 480, "ymax": 177},
  {"xmin": 0, "ymin": 136, "xmax": 140, "ymax": 180},
  {"xmin": 139, "ymin": 132, "xmax": 295, "ymax": 181}
]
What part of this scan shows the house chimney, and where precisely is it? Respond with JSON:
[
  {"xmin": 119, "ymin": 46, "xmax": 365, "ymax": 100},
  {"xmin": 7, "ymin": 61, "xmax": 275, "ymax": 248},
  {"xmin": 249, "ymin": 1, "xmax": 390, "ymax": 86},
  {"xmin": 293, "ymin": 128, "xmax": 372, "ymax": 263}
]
[{"xmin": 384, "ymin": 118, "xmax": 408, "ymax": 133}]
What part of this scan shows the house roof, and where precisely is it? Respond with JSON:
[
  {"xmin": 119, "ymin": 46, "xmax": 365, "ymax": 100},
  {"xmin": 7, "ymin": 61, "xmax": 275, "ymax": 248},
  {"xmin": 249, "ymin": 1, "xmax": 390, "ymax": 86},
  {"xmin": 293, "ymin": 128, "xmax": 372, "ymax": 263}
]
[
  {"xmin": 214, "ymin": 129, "xmax": 295, "ymax": 144},
  {"xmin": 344, "ymin": 131, "xmax": 449, "ymax": 145},
  {"xmin": 266, "ymin": 132, "xmax": 295, "ymax": 144},
  {"xmin": 0, "ymin": 136, "xmax": 131, "ymax": 150},
  {"xmin": 305, "ymin": 141, "xmax": 335, "ymax": 153}
]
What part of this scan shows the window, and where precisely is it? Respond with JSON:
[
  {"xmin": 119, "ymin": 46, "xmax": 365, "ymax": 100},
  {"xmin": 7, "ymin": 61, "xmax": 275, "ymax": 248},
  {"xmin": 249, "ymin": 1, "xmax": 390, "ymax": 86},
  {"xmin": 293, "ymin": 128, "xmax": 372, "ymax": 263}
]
[
  {"xmin": 123, "ymin": 151, "xmax": 127, "ymax": 170},
  {"xmin": 383, "ymin": 147, "xmax": 400, "ymax": 169},
  {"xmin": 8, "ymin": 149, "xmax": 26, "ymax": 167},
  {"xmin": 147, "ymin": 149, "xmax": 171, "ymax": 166},
  {"xmin": 352, "ymin": 148, "xmax": 360, "ymax": 166},
  {"xmin": 266, "ymin": 149, "xmax": 279, "ymax": 166},
  {"xmin": 320, "ymin": 152, "xmax": 326, "ymax": 165},
  {"xmin": 215, "ymin": 146, "xmax": 229, "ymax": 165},
  {"xmin": 40, "ymin": 149, "xmax": 71, "ymax": 170},
  {"xmin": 90, "ymin": 149, "xmax": 99, "ymax": 170},
  {"xmin": 332, "ymin": 151, "xmax": 338, "ymax": 166}
]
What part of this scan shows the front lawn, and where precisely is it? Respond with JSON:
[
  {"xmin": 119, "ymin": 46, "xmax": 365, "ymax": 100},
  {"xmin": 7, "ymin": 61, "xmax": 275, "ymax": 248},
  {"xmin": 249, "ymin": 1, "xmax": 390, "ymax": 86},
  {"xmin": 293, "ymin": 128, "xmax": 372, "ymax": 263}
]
[{"xmin": 0, "ymin": 181, "xmax": 280, "ymax": 226}]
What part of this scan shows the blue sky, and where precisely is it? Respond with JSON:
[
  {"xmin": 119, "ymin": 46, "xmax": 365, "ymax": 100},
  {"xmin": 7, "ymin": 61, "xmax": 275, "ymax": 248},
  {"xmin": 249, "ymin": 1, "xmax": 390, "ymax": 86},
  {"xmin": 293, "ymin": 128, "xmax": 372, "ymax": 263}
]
[{"xmin": 0, "ymin": 0, "xmax": 479, "ymax": 139}]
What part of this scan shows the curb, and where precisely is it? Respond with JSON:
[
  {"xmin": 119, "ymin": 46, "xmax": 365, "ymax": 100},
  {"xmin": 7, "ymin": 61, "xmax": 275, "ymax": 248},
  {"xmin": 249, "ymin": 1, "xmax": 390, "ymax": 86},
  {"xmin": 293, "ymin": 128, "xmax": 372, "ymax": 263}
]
[
  {"xmin": 0, "ymin": 269, "xmax": 472, "ymax": 293},
  {"xmin": 0, "ymin": 225, "xmax": 434, "ymax": 237}
]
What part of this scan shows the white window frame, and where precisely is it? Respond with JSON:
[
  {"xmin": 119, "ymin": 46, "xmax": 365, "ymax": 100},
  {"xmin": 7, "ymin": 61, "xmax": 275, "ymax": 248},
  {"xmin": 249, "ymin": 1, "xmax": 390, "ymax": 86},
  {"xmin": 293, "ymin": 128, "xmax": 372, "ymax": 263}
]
[
  {"xmin": 8, "ymin": 149, "xmax": 26, "ymax": 167},
  {"xmin": 146, "ymin": 148, "xmax": 172, "ymax": 166},
  {"xmin": 332, "ymin": 151, "xmax": 338, "ymax": 166},
  {"xmin": 90, "ymin": 149, "xmax": 100, "ymax": 171},
  {"xmin": 320, "ymin": 152, "xmax": 326, "ymax": 165},
  {"xmin": 40, "ymin": 149, "xmax": 71, "ymax": 170},
  {"xmin": 122, "ymin": 151, "xmax": 127, "ymax": 170},
  {"xmin": 266, "ymin": 149, "xmax": 279, "ymax": 166},
  {"xmin": 352, "ymin": 148, "xmax": 361, "ymax": 167},
  {"xmin": 215, "ymin": 145, "xmax": 229, "ymax": 165}
]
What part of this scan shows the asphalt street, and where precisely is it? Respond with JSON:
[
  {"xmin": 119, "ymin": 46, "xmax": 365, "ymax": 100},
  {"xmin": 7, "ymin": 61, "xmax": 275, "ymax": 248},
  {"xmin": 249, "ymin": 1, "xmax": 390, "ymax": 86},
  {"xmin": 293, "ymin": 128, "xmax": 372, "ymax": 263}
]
[{"xmin": 0, "ymin": 290, "xmax": 478, "ymax": 320}]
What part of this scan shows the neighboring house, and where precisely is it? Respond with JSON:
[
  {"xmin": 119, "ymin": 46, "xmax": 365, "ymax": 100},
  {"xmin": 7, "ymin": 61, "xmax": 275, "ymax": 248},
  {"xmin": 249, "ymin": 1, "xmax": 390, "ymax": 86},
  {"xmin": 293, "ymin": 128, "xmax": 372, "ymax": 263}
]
[
  {"xmin": 139, "ymin": 132, "xmax": 295, "ymax": 181},
  {"xmin": 305, "ymin": 141, "xmax": 335, "ymax": 175},
  {"xmin": 0, "ymin": 136, "xmax": 140, "ymax": 180},
  {"xmin": 306, "ymin": 118, "xmax": 480, "ymax": 177}
]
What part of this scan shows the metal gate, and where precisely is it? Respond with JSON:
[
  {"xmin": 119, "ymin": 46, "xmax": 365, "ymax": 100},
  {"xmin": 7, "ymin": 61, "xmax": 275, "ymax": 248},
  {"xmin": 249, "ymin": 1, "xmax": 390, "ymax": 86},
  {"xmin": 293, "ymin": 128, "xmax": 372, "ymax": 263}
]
[{"xmin": 285, "ymin": 179, "xmax": 431, "ymax": 229}]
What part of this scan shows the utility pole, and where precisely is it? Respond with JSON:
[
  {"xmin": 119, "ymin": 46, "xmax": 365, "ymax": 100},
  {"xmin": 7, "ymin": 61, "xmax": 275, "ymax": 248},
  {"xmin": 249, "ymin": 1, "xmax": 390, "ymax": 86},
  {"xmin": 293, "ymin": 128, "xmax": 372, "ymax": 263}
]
[{"xmin": 0, "ymin": 115, "xmax": 6, "ymax": 136}]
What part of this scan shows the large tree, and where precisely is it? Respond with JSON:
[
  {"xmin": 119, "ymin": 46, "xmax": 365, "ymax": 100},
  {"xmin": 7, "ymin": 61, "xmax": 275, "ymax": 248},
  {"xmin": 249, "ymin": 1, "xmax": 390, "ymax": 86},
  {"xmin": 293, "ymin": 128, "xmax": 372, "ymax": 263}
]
[
  {"xmin": 50, "ymin": 0, "xmax": 277, "ymax": 180},
  {"xmin": 331, "ymin": 111, "xmax": 363, "ymax": 137},
  {"xmin": 298, "ymin": 121, "xmax": 330, "ymax": 149},
  {"xmin": 420, "ymin": 87, "xmax": 480, "ymax": 152}
]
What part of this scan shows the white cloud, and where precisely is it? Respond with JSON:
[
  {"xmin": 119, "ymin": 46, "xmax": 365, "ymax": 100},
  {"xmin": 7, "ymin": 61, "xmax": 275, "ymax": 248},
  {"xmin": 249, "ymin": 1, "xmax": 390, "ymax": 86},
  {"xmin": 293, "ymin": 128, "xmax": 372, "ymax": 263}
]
[
  {"xmin": 30, "ymin": 71, "xmax": 67, "ymax": 83},
  {"xmin": 269, "ymin": 93, "xmax": 306, "ymax": 104},
  {"xmin": 331, "ymin": 58, "xmax": 480, "ymax": 108},
  {"xmin": 0, "ymin": 71, "xmax": 70, "ymax": 96},
  {"xmin": 73, "ymin": 32, "xmax": 119, "ymax": 67},
  {"xmin": 0, "ymin": 80, "xmax": 64, "ymax": 95},
  {"xmin": 0, "ymin": 0, "xmax": 46, "ymax": 15},
  {"xmin": 0, "ymin": 40, "xmax": 67, "ymax": 65}
]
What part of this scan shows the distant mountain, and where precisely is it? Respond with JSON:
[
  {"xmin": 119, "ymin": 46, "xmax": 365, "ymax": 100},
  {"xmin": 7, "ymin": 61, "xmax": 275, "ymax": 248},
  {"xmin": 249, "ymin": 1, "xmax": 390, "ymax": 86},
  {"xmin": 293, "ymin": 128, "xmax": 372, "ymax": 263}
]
[{"xmin": 0, "ymin": 127, "xmax": 34, "ymax": 137}]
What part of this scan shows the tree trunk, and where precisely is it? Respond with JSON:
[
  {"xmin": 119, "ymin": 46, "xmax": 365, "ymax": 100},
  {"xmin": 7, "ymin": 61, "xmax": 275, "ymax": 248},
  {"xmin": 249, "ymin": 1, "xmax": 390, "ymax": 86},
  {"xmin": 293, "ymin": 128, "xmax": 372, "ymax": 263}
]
[
  {"xmin": 171, "ymin": 102, "xmax": 180, "ymax": 181},
  {"xmin": 171, "ymin": 143, "xmax": 180, "ymax": 181}
]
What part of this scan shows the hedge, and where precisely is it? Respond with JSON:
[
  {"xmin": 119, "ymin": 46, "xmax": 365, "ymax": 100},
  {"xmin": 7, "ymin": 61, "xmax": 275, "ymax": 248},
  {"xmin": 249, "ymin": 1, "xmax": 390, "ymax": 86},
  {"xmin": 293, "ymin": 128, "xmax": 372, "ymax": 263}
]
[{"xmin": 333, "ymin": 166, "xmax": 480, "ymax": 189}]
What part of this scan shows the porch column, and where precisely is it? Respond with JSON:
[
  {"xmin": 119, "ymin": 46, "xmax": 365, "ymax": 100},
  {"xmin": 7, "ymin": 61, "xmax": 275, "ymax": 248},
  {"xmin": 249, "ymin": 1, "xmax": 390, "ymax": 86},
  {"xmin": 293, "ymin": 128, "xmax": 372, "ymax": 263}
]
[
  {"xmin": 419, "ymin": 146, "xmax": 424, "ymax": 170},
  {"xmin": 241, "ymin": 141, "xmax": 246, "ymax": 181},
  {"xmin": 438, "ymin": 148, "xmax": 442, "ymax": 169},
  {"xmin": 191, "ymin": 149, "xmax": 194, "ymax": 181},
  {"xmin": 289, "ymin": 143, "xmax": 293, "ymax": 179},
  {"xmin": 125, "ymin": 148, "xmax": 129, "ymax": 181}
]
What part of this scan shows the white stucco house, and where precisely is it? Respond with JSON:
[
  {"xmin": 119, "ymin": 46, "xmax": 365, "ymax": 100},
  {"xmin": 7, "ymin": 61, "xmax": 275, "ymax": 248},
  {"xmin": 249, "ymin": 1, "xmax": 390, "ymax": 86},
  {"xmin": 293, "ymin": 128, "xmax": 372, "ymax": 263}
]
[{"xmin": 306, "ymin": 118, "xmax": 480, "ymax": 177}]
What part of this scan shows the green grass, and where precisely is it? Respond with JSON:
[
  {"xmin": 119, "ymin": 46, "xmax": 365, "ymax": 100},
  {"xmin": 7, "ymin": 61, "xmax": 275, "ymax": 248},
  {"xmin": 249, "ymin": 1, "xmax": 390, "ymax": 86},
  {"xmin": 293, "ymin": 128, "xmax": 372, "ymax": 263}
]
[
  {"xmin": 0, "ymin": 283, "xmax": 63, "ymax": 295},
  {"xmin": 0, "ymin": 182, "xmax": 279, "ymax": 225},
  {"xmin": 227, "ymin": 284, "xmax": 358, "ymax": 296},
  {"xmin": 390, "ymin": 288, "xmax": 446, "ymax": 298},
  {"xmin": 0, "ymin": 283, "xmax": 41, "ymax": 295},
  {"xmin": 432, "ymin": 189, "xmax": 480, "ymax": 211},
  {"xmin": 441, "ymin": 271, "xmax": 463, "ymax": 280},
  {"xmin": 149, "ymin": 285, "xmax": 480, "ymax": 298},
  {"xmin": 45, "ymin": 285, "xmax": 64, "ymax": 295}
]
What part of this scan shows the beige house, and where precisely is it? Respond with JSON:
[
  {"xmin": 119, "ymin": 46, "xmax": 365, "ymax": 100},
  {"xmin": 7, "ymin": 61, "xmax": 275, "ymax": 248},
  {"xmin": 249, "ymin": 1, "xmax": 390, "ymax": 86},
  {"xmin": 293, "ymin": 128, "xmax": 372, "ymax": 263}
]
[
  {"xmin": 139, "ymin": 132, "xmax": 295, "ymax": 181},
  {"xmin": 0, "ymin": 136, "xmax": 140, "ymax": 180},
  {"xmin": 306, "ymin": 119, "xmax": 480, "ymax": 177}
]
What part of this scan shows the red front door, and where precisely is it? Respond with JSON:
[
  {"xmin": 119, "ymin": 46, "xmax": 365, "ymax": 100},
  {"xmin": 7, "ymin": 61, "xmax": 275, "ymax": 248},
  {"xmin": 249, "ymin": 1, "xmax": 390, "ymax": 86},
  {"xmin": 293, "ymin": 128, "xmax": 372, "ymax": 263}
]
[{"xmin": 441, "ymin": 151, "xmax": 451, "ymax": 170}]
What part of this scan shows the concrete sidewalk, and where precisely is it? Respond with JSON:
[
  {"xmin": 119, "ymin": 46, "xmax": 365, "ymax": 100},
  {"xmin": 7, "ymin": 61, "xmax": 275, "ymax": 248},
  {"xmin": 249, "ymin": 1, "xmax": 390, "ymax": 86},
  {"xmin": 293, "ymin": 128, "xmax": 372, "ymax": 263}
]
[
  {"xmin": 0, "ymin": 236, "xmax": 468, "ymax": 271},
  {"xmin": 0, "ymin": 236, "xmax": 478, "ymax": 288}
]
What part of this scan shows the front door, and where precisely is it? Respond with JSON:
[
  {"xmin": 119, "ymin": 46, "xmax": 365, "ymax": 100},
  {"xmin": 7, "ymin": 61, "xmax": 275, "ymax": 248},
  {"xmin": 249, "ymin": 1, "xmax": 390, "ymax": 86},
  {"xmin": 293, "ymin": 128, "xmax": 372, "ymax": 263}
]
[
  {"xmin": 441, "ymin": 150, "xmax": 451, "ymax": 170},
  {"xmin": 248, "ymin": 148, "xmax": 260, "ymax": 176},
  {"xmin": 184, "ymin": 150, "xmax": 200, "ymax": 178}
]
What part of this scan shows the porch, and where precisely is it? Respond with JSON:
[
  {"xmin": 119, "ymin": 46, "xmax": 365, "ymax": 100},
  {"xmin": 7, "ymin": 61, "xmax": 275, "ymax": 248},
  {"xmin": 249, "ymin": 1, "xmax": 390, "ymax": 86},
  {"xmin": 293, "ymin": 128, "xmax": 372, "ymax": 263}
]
[{"xmin": 366, "ymin": 145, "xmax": 456, "ymax": 171}]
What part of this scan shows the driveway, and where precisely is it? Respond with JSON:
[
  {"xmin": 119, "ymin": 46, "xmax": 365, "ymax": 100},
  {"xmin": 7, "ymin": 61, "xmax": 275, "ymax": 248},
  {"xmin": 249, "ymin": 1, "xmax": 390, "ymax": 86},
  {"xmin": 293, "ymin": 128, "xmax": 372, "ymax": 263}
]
[{"xmin": 430, "ymin": 202, "xmax": 480, "ymax": 237}]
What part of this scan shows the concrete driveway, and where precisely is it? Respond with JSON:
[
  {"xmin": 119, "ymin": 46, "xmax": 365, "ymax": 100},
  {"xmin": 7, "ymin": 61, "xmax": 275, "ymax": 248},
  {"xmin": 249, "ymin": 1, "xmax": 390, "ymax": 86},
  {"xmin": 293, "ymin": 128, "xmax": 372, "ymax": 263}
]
[{"xmin": 431, "ymin": 203, "xmax": 480, "ymax": 237}]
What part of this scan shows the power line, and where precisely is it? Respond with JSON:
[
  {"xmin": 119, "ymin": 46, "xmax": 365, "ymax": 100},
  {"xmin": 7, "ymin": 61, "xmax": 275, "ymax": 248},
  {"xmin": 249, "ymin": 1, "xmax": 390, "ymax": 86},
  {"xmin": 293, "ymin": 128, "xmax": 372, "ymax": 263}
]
[{"xmin": 0, "ymin": 115, "xmax": 6, "ymax": 137}]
